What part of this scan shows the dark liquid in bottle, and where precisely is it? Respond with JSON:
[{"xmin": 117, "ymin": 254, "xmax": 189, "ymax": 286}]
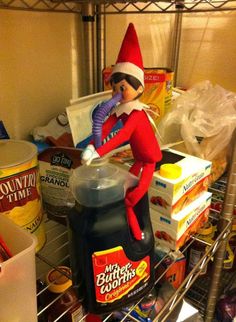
[{"xmin": 68, "ymin": 193, "xmax": 155, "ymax": 314}]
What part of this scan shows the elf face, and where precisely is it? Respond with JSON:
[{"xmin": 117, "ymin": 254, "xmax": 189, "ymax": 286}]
[{"xmin": 112, "ymin": 79, "xmax": 143, "ymax": 104}]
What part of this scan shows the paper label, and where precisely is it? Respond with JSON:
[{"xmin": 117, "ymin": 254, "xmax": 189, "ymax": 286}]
[
  {"xmin": 0, "ymin": 161, "xmax": 45, "ymax": 252},
  {"xmin": 92, "ymin": 246, "xmax": 150, "ymax": 303}
]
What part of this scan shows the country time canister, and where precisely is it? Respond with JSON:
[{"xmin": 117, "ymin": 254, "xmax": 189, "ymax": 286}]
[{"xmin": 0, "ymin": 140, "xmax": 46, "ymax": 252}]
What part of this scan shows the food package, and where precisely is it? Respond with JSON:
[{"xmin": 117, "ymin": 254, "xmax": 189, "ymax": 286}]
[
  {"xmin": 38, "ymin": 147, "xmax": 82, "ymax": 224},
  {"xmin": 151, "ymin": 191, "xmax": 212, "ymax": 250},
  {"xmin": 154, "ymin": 246, "xmax": 186, "ymax": 289},
  {"xmin": 103, "ymin": 67, "xmax": 174, "ymax": 125}
]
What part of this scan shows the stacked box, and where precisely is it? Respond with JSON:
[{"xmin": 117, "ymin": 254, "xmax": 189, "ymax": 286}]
[
  {"xmin": 149, "ymin": 149, "xmax": 212, "ymax": 217},
  {"xmin": 149, "ymin": 149, "xmax": 212, "ymax": 250},
  {"xmin": 151, "ymin": 191, "xmax": 212, "ymax": 250}
]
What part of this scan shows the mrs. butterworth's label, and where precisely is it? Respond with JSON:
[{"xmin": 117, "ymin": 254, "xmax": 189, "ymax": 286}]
[{"xmin": 92, "ymin": 246, "xmax": 150, "ymax": 303}]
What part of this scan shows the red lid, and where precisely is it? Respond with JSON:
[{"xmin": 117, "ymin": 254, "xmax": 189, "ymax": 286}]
[{"xmin": 86, "ymin": 313, "xmax": 102, "ymax": 322}]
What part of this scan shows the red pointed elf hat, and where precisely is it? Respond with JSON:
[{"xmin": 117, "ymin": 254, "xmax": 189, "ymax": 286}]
[{"xmin": 111, "ymin": 23, "xmax": 144, "ymax": 87}]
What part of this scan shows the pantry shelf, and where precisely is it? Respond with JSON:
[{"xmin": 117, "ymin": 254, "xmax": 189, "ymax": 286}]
[
  {"xmin": 1, "ymin": 0, "xmax": 236, "ymax": 14},
  {"xmin": 35, "ymin": 125, "xmax": 236, "ymax": 322},
  {"xmin": 35, "ymin": 199, "xmax": 232, "ymax": 321},
  {"xmin": 185, "ymin": 269, "xmax": 236, "ymax": 317}
]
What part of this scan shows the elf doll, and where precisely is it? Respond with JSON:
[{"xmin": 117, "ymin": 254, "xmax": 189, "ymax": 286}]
[{"xmin": 82, "ymin": 23, "xmax": 162, "ymax": 241}]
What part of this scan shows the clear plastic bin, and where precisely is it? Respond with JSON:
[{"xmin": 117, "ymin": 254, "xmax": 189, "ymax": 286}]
[{"xmin": 0, "ymin": 215, "xmax": 37, "ymax": 322}]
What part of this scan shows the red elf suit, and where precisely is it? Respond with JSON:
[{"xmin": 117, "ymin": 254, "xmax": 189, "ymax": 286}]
[{"xmin": 82, "ymin": 23, "xmax": 162, "ymax": 240}]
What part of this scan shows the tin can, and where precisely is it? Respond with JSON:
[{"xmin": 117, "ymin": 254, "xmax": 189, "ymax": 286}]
[{"xmin": 0, "ymin": 139, "xmax": 46, "ymax": 252}]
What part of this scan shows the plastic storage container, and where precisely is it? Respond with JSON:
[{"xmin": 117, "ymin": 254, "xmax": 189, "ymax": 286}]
[{"xmin": 0, "ymin": 215, "xmax": 37, "ymax": 322}]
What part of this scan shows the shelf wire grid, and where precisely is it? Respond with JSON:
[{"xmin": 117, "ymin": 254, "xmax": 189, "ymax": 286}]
[
  {"xmin": 36, "ymin": 187, "xmax": 233, "ymax": 321},
  {"xmin": 36, "ymin": 129, "xmax": 236, "ymax": 322},
  {"xmin": 184, "ymin": 173, "xmax": 236, "ymax": 319},
  {"xmin": 185, "ymin": 269, "xmax": 236, "ymax": 317},
  {"xmin": 103, "ymin": 0, "xmax": 236, "ymax": 13},
  {"xmin": 1, "ymin": 0, "xmax": 236, "ymax": 13}
]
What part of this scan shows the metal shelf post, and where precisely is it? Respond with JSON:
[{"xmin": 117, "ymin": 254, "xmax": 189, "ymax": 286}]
[{"xmin": 205, "ymin": 129, "xmax": 236, "ymax": 321}]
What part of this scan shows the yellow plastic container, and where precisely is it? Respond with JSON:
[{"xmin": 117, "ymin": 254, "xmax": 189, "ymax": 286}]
[
  {"xmin": 0, "ymin": 215, "xmax": 37, "ymax": 322},
  {"xmin": 160, "ymin": 163, "xmax": 182, "ymax": 180},
  {"xmin": 0, "ymin": 139, "xmax": 46, "ymax": 252}
]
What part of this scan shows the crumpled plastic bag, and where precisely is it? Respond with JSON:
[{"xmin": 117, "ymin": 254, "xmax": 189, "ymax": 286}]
[{"xmin": 158, "ymin": 81, "xmax": 236, "ymax": 162}]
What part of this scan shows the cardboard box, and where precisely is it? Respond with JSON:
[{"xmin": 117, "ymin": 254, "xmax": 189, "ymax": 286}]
[
  {"xmin": 155, "ymin": 247, "xmax": 186, "ymax": 289},
  {"xmin": 103, "ymin": 67, "xmax": 174, "ymax": 125},
  {"xmin": 164, "ymin": 254, "xmax": 186, "ymax": 289},
  {"xmin": 67, "ymin": 91, "xmax": 112, "ymax": 148},
  {"xmin": 151, "ymin": 149, "xmax": 212, "ymax": 212},
  {"xmin": 149, "ymin": 175, "xmax": 209, "ymax": 217},
  {"xmin": 150, "ymin": 191, "xmax": 212, "ymax": 250}
]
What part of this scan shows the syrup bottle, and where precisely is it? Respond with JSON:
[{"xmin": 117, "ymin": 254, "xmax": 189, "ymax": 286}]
[{"xmin": 68, "ymin": 158, "xmax": 155, "ymax": 314}]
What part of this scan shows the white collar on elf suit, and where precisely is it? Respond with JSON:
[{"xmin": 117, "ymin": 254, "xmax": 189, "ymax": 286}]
[{"xmin": 112, "ymin": 99, "xmax": 150, "ymax": 117}]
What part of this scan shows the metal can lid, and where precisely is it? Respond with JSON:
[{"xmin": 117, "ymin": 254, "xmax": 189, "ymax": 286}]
[
  {"xmin": 46, "ymin": 266, "xmax": 72, "ymax": 293},
  {"xmin": 0, "ymin": 139, "xmax": 37, "ymax": 168},
  {"xmin": 160, "ymin": 163, "xmax": 182, "ymax": 179}
]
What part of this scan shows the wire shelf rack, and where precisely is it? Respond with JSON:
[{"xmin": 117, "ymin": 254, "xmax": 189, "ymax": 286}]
[
  {"xmin": 1, "ymin": 0, "xmax": 236, "ymax": 14},
  {"xmin": 35, "ymin": 172, "xmax": 235, "ymax": 322}
]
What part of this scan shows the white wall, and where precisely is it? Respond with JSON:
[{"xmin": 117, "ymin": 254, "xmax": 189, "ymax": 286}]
[
  {"xmin": 105, "ymin": 14, "xmax": 175, "ymax": 68},
  {"xmin": 105, "ymin": 11, "xmax": 236, "ymax": 92},
  {"xmin": 0, "ymin": 10, "xmax": 83, "ymax": 140},
  {"xmin": 1, "ymin": 9, "xmax": 236, "ymax": 141},
  {"xmin": 178, "ymin": 11, "xmax": 236, "ymax": 92}
]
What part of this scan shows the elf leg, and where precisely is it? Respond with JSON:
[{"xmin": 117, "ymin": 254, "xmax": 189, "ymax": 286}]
[
  {"xmin": 125, "ymin": 160, "xmax": 143, "ymax": 240},
  {"xmin": 126, "ymin": 206, "xmax": 143, "ymax": 240},
  {"xmin": 126, "ymin": 162, "xmax": 155, "ymax": 207},
  {"xmin": 129, "ymin": 160, "xmax": 143, "ymax": 177},
  {"xmin": 125, "ymin": 162, "xmax": 155, "ymax": 240}
]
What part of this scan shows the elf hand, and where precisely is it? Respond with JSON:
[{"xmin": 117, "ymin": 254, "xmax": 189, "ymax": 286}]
[{"xmin": 81, "ymin": 144, "xmax": 100, "ymax": 165}]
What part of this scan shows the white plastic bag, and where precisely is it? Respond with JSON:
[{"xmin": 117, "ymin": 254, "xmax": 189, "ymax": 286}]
[{"xmin": 158, "ymin": 81, "xmax": 236, "ymax": 161}]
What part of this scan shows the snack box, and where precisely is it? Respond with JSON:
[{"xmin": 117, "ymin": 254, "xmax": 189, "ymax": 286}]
[
  {"xmin": 149, "ymin": 175, "xmax": 209, "ymax": 217},
  {"xmin": 103, "ymin": 67, "xmax": 174, "ymax": 125},
  {"xmin": 150, "ymin": 191, "xmax": 212, "ymax": 250},
  {"xmin": 150, "ymin": 149, "xmax": 211, "ymax": 217},
  {"xmin": 154, "ymin": 246, "xmax": 186, "ymax": 289}
]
